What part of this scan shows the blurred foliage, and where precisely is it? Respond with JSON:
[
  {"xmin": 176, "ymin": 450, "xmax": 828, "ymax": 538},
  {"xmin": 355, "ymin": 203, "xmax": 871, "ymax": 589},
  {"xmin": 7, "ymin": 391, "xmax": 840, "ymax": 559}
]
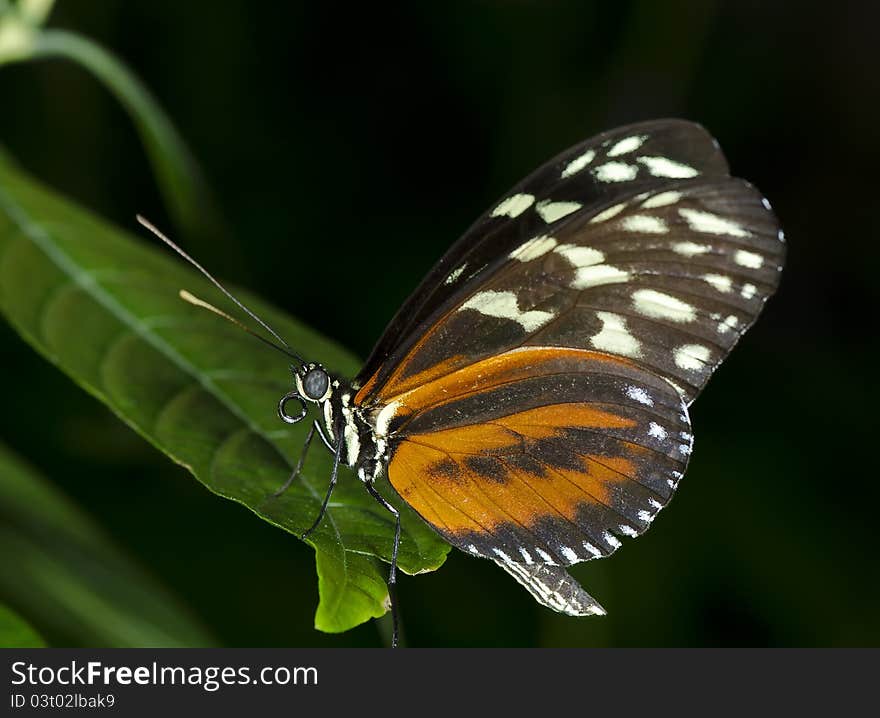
[
  {"xmin": 0, "ymin": 603, "xmax": 45, "ymax": 648},
  {"xmin": 0, "ymin": 442, "xmax": 214, "ymax": 646},
  {"xmin": 0, "ymin": 0, "xmax": 223, "ymax": 246},
  {"xmin": 0, "ymin": 0, "xmax": 877, "ymax": 646}
]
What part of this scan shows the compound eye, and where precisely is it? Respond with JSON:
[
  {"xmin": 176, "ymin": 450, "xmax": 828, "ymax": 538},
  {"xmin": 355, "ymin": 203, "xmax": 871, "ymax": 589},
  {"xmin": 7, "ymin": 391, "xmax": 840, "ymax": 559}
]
[{"xmin": 301, "ymin": 369, "xmax": 330, "ymax": 401}]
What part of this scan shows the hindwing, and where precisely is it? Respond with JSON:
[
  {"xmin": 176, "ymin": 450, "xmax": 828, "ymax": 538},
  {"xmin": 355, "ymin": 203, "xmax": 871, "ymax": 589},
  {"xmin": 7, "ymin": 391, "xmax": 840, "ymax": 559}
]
[{"xmin": 381, "ymin": 347, "xmax": 690, "ymax": 565}]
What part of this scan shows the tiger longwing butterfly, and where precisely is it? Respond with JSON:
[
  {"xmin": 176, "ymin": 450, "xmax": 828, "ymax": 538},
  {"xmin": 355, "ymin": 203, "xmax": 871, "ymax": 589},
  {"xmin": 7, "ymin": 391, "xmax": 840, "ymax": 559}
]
[{"xmin": 141, "ymin": 119, "xmax": 785, "ymax": 646}]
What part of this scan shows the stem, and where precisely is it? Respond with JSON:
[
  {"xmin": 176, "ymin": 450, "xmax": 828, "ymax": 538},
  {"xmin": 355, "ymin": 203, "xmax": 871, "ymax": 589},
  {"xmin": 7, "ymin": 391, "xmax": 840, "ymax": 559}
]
[
  {"xmin": 375, "ymin": 611, "xmax": 405, "ymax": 648},
  {"xmin": 2, "ymin": 27, "xmax": 223, "ymax": 244},
  {"xmin": 17, "ymin": 0, "xmax": 55, "ymax": 26}
]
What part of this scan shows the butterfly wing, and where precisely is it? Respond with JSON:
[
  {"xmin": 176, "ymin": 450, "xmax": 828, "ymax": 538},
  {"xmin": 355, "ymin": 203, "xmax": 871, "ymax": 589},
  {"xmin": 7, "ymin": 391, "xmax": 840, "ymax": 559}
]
[
  {"xmin": 496, "ymin": 559, "xmax": 607, "ymax": 617},
  {"xmin": 358, "ymin": 178, "xmax": 782, "ymax": 412},
  {"xmin": 356, "ymin": 119, "xmax": 758, "ymax": 401},
  {"xmin": 379, "ymin": 347, "xmax": 690, "ymax": 565},
  {"xmin": 354, "ymin": 120, "xmax": 783, "ymax": 614}
]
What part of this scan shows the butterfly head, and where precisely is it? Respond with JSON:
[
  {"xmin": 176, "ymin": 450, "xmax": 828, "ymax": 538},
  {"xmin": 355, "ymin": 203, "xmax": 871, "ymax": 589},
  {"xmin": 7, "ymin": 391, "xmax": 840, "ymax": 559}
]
[
  {"xmin": 295, "ymin": 363, "xmax": 332, "ymax": 403},
  {"xmin": 278, "ymin": 363, "xmax": 333, "ymax": 426}
]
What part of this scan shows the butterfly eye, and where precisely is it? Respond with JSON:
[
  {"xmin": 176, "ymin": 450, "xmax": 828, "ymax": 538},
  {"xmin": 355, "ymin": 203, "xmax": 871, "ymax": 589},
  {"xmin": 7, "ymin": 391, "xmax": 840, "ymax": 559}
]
[{"xmin": 301, "ymin": 368, "xmax": 330, "ymax": 401}]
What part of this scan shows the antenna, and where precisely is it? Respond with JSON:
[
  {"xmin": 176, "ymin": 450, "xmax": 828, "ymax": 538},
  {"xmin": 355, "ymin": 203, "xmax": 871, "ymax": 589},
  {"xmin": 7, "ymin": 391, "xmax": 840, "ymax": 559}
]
[
  {"xmin": 136, "ymin": 215, "xmax": 306, "ymax": 364},
  {"xmin": 179, "ymin": 290, "xmax": 301, "ymax": 362}
]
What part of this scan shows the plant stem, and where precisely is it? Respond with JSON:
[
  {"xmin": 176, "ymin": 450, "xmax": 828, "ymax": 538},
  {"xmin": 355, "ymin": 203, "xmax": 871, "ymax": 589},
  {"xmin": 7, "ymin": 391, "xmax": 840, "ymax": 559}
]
[
  {"xmin": 1, "ymin": 26, "xmax": 223, "ymax": 244},
  {"xmin": 38, "ymin": 30, "xmax": 219, "ymax": 236},
  {"xmin": 17, "ymin": 0, "xmax": 55, "ymax": 27}
]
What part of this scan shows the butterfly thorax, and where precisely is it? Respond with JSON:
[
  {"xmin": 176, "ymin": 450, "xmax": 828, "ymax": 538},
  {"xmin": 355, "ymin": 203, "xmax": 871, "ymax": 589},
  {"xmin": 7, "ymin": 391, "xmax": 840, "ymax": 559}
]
[{"xmin": 315, "ymin": 378, "xmax": 384, "ymax": 483}]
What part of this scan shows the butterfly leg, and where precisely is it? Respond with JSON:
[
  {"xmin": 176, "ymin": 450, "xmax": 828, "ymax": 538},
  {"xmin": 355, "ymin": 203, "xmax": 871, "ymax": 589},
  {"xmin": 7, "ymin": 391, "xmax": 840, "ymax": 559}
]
[
  {"xmin": 364, "ymin": 482, "xmax": 401, "ymax": 648},
  {"xmin": 272, "ymin": 421, "xmax": 318, "ymax": 497},
  {"xmin": 300, "ymin": 424, "xmax": 344, "ymax": 540},
  {"xmin": 313, "ymin": 421, "xmax": 334, "ymax": 451}
]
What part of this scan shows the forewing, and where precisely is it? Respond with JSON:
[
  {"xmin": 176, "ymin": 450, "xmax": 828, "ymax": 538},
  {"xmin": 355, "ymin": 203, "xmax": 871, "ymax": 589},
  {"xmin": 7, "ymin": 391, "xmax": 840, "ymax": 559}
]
[
  {"xmin": 357, "ymin": 119, "xmax": 733, "ymax": 396},
  {"xmin": 359, "ymin": 177, "xmax": 782, "ymax": 407},
  {"xmin": 356, "ymin": 122, "xmax": 782, "ymax": 407},
  {"xmin": 383, "ymin": 347, "xmax": 691, "ymax": 566}
]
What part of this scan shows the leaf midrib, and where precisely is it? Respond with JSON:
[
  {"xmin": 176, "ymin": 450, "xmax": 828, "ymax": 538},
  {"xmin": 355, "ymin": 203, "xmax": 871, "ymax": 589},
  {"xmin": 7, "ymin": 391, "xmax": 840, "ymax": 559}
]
[{"xmin": 0, "ymin": 185, "xmax": 351, "ymax": 560}]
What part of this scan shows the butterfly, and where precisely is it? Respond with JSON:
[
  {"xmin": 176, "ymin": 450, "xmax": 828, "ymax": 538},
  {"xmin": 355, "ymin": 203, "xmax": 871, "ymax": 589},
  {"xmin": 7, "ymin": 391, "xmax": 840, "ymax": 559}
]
[{"xmin": 140, "ymin": 119, "xmax": 785, "ymax": 646}]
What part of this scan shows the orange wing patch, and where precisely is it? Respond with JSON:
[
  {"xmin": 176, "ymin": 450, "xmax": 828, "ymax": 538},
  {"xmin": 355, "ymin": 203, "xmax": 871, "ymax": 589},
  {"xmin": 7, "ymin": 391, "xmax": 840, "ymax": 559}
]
[
  {"xmin": 359, "ymin": 345, "xmax": 638, "ymax": 409},
  {"xmin": 389, "ymin": 417, "xmax": 638, "ymax": 537},
  {"xmin": 355, "ymin": 353, "xmax": 465, "ymax": 408},
  {"xmin": 364, "ymin": 345, "xmax": 644, "ymax": 432},
  {"xmin": 379, "ymin": 346, "xmax": 692, "ymax": 564},
  {"xmin": 497, "ymin": 403, "xmax": 637, "ymax": 439}
]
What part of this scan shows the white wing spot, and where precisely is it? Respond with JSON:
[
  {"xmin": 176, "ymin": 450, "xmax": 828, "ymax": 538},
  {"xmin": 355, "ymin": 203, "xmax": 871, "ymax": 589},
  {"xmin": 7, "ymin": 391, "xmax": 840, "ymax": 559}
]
[
  {"xmin": 534, "ymin": 547, "xmax": 557, "ymax": 565},
  {"xmin": 679, "ymin": 442, "xmax": 693, "ymax": 456},
  {"xmin": 582, "ymin": 541, "xmax": 602, "ymax": 558},
  {"xmin": 735, "ymin": 249, "xmax": 765, "ymax": 268},
  {"xmin": 762, "ymin": 197, "xmax": 773, "ymax": 210},
  {"xmin": 648, "ymin": 422, "xmax": 668, "ymax": 441},
  {"xmin": 703, "ymin": 273, "xmax": 733, "ymax": 293},
  {"xmin": 518, "ymin": 547, "xmax": 534, "ymax": 565},
  {"xmin": 509, "ymin": 235, "xmax": 558, "ymax": 262},
  {"xmin": 642, "ymin": 190, "xmax": 682, "ymax": 208},
  {"xmin": 741, "ymin": 283, "xmax": 757, "ymax": 299},
  {"xmin": 666, "ymin": 379, "xmax": 687, "ymax": 398},
  {"xmin": 607, "ymin": 134, "xmax": 647, "ymax": 157},
  {"xmin": 619, "ymin": 524, "xmax": 638, "ymax": 537},
  {"xmin": 536, "ymin": 200, "xmax": 582, "ymax": 223},
  {"xmin": 492, "ymin": 548, "xmax": 513, "ymax": 562},
  {"xmin": 491, "ymin": 193, "xmax": 535, "ymax": 218},
  {"xmin": 649, "ymin": 498, "xmax": 663, "ymax": 510},
  {"xmin": 444, "ymin": 263, "xmax": 467, "ymax": 284},
  {"xmin": 571, "ymin": 265, "xmax": 630, "ymax": 290},
  {"xmin": 636, "ymin": 155, "xmax": 698, "ymax": 178},
  {"xmin": 619, "ymin": 215, "xmax": 669, "ymax": 234},
  {"xmin": 561, "ymin": 148, "xmax": 596, "ymax": 178},
  {"xmin": 559, "ymin": 545, "xmax": 579, "ymax": 563},
  {"xmin": 638, "ymin": 509, "xmax": 654, "ymax": 523},
  {"xmin": 778, "ymin": 229, "xmax": 786, "ymax": 242},
  {"xmin": 554, "ymin": 243, "xmax": 604, "ymax": 268},
  {"xmin": 591, "ymin": 312, "xmax": 642, "ymax": 358},
  {"xmin": 468, "ymin": 544, "xmax": 480, "ymax": 555},
  {"xmin": 625, "ymin": 385, "xmax": 654, "ymax": 406},
  {"xmin": 594, "ymin": 161, "xmax": 638, "ymax": 182},
  {"xmin": 603, "ymin": 532, "xmax": 622, "ymax": 549},
  {"xmin": 460, "ymin": 290, "xmax": 555, "ymax": 332},
  {"xmin": 718, "ymin": 314, "xmax": 739, "ymax": 334},
  {"xmin": 679, "ymin": 208, "xmax": 750, "ymax": 237},
  {"xmin": 632, "ymin": 289, "xmax": 696, "ymax": 323},
  {"xmin": 590, "ymin": 202, "xmax": 627, "ymax": 223},
  {"xmin": 668, "ymin": 471, "xmax": 685, "ymax": 488},
  {"xmin": 672, "ymin": 241, "xmax": 711, "ymax": 257},
  {"xmin": 674, "ymin": 343, "xmax": 711, "ymax": 371}
]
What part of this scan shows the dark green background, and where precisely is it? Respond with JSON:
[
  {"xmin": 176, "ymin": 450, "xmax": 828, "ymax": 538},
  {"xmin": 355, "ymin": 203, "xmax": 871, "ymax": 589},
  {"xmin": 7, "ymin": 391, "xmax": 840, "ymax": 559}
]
[{"xmin": 1, "ymin": 1, "xmax": 877, "ymax": 646}]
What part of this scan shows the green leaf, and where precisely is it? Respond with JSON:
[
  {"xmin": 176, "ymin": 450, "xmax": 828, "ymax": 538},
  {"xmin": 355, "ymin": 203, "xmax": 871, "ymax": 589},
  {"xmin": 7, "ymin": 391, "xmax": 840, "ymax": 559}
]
[
  {"xmin": 314, "ymin": 549, "xmax": 390, "ymax": 633},
  {"xmin": 0, "ymin": 441, "xmax": 214, "ymax": 646},
  {"xmin": 0, "ymin": 152, "xmax": 450, "ymax": 634},
  {"xmin": 0, "ymin": 602, "xmax": 45, "ymax": 648}
]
